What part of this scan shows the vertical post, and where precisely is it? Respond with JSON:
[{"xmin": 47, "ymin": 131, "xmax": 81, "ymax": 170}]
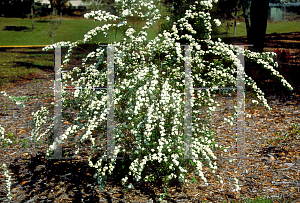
[
  {"xmin": 107, "ymin": 44, "xmax": 115, "ymax": 159},
  {"xmin": 51, "ymin": 46, "xmax": 64, "ymax": 159},
  {"xmin": 180, "ymin": 44, "xmax": 249, "ymax": 161},
  {"xmin": 236, "ymin": 45, "xmax": 246, "ymax": 159},
  {"xmin": 183, "ymin": 45, "xmax": 193, "ymax": 159},
  {"xmin": 50, "ymin": 45, "xmax": 123, "ymax": 161},
  {"xmin": 284, "ymin": 4, "xmax": 286, "ymax": 22}
]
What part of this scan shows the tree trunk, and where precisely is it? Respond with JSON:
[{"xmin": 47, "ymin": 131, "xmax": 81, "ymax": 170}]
[
  {"xmin": 241, "ymin": 0, "xmax": 251, "ymax": 39},
  {"xmin": 248, "ymin": 0, "xmax": 269, "ymax": 53},
  {"xmin": 233, "ymin": 7, "xmax": 237, "ymax": 36},
  {"xmin": 60, "ymin": 10, "xmax": 62, "ymax": 24},
  {"xmin": 31, "ymin": 4, "xmax": 34, "ymax": 31}
]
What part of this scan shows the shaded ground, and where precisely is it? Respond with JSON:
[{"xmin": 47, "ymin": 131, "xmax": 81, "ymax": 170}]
[{"xmin": 218, "ymin": 32, "xmax": 300, "ymax": 99}]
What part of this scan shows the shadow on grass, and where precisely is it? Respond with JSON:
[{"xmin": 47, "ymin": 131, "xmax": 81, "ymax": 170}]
[
  {"xmin": 12, "ymin": 61, "xmax": 53, "ymax": 72},
  {"xmin": 2, "ymin": 26, "xmax": 31, "ymax": 32},
  {"xmin": 36, "ymin": 20, "xmax": 51, "ymax": 23}
]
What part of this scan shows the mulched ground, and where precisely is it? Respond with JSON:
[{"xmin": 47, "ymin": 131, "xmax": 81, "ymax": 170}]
[
  {"xmin": 1, "ymin": 33, "xmax": 300, "ymax": 202},
  {"xmin": 1, "ymin": 69, "xmax": 300, "ymax": 203}
]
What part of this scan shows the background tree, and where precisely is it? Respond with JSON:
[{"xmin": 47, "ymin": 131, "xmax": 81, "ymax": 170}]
[
  {"xmin": 212, "ymin": 0, "xmax": 270, "ymax": 53},
  {"xmin": 160, "ymin": 0, "xmax": 270, "ymax": 53},
  {"xmin": 81, "ymin": 0, "xmax": 116, "ymax": 14},
  {"xmin": 49, "ymin": 0, "xmax": 69, "ymax": 24},
  {"xmin": 247, "ymin": 0, "xmax": 270, "ymax": 53},
  {"xmin": 25, "ymin": 0, "xmax": 45, "ymax": 31},
  {"xmin": 30, "ymin": 0, "xmax": 35, "ymax": 31},
  {"xmin": 211, "ymin": 0, "xmax": 246, "ymax": 36},
  {"xmin": 0, "ymin": 0, "xmax": 45, "ymax": 31},
  {"xmin": 48, "ymin": 7, "xmax": 61, "ymax": 44}
]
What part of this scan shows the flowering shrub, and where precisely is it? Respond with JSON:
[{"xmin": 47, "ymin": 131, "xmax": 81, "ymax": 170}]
[
  {"xmin": 35, "ymin": 0, "xmax": 293, "ymax": 196},
  {"xmin": 0, "ymin": 0, "xmax": 294, "ymax": 200}
]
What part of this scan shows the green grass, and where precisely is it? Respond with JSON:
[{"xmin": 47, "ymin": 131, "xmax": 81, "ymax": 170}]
[
  {"xmin": 234, "ymin": 195, "xmax": 294, "ymax": 203},
  {"xmin": 0, "ymin": 47, "xmax": 54, "ymax": 86},
  {"xmin": 211, "ymin": 17, "xmax": 300, "ymax": 39},
  {"xmin": 0, "ymin": 16, "xmax": 164, "ymax": 46},
  {"xmin": 266, "ymin": 20, "xmax": 300, "ymax": 35},
  {"xmin": 218, "ymin": 194, "xmax": 295, "ymax": 203},
  {"xmin": 0, "ymin": 0, "xmax": 171, "ymax": 46},
  {"xmin": 1, "ymin": 8, "xmax": 299, "ymax": 45}
]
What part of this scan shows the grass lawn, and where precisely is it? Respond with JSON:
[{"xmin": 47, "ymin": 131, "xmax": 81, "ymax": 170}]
[
  {"xmin": 0, "ymin": 12, "xmax": 166, "ymax": 46},
  {"xmin": 0, "ymin": 16, "xmax": 165, "ymax": 46},
  {"xmin": 212, "ymin": 18, "xmax": 300, "ymax": 39},
  {"xmin": 1, "ymin": 9, "xmax": 299, "ymax": 45},
  {"xmin": 211, "ymin": 8, "xmax": 300, "ymax": 38}
]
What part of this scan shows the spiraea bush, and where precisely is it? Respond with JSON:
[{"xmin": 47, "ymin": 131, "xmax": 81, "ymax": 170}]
[{"xmin": 0, "ymin": 0, "xmax": 293, "ymax": 201}]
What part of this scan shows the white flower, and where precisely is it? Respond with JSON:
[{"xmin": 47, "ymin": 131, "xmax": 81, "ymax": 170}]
[
  {"xmin": 214, "ymin": 19, "xmax": 221, "ymax": 27},
  {"xmin": 252, "ymin": 100, "xmax": 258, "ymax": 105},
  {"xmin": 125, "ymin": 28, "xmax": 136, "ymax": 37},
  {"xmin": 1, "ymin": 163, "xmax": 12, "ymax": 201},
  {"xmin": 128, "ymin": 183, "xmax": 134, "ymax": 189}
]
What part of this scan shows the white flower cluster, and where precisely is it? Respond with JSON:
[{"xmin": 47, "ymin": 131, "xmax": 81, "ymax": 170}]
[
  {"xmin": 42, "ymin": 41, "xmax": 79, "ymax": 65},
  {"xmin": 200, "ymin": 0, "xmax": 215, "ymax": 10},
  {"xmin": 31, "ymin": 107, "xmax": 55, "ymax": 141},
  {"xmin": 232, "ymin": 177, "xmax": 241, "ymax": 192},
  {"xmin": 46, "ymin": 123, "xmax": 80, "ymax": 156},
  {"xmin": 82, "ymin": 48, "xmax": 106, "ymax": 66},
  {"xmin": 175, "ymin": 5, "xmax": 214, "ymax": 39},
  {"xmin": 252, "ymin": 100, "xmax": 259, "ymax": 105},
  {"xmin": 256, "ymin": 57, "xmax": 293, "ymax": 92},
  {"xmin": 195, "ymin": 160, "xmax": 208, "ymax": 185},
  {"xmin": 1, "ymin": 91, "xmax": 27, "ymax": 108},
  {"xmin": 214, "ymin": 19, "xmax": 221, "ymax": 27},
  {"xmin": 1, "ymin": 163, "xmax": 12, "ymax": 201},
  {"xmin": 87, "ymin": 145, "xmax": 121, "ymax": 179},
  {"xmin": 200, "ymin": 39, "xmax": 290, "ymax": 111},
  {"xmin": 121, "ymin": 175, "xmax": 128, "ymax": 186},
  {"xmin": 83, "ymin": 24, "xmax": 117, "ymax": 43},
  {"xmin": 125, "ymin": 28, "xmax": 136, "ymax": 37},
  {"xmin": 84, "ymin": 10, "xmax": 119, "ymax": 22},
  {"xmin": 0, "ymin": 125, "xmax": 13, "ymax": 144}
]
